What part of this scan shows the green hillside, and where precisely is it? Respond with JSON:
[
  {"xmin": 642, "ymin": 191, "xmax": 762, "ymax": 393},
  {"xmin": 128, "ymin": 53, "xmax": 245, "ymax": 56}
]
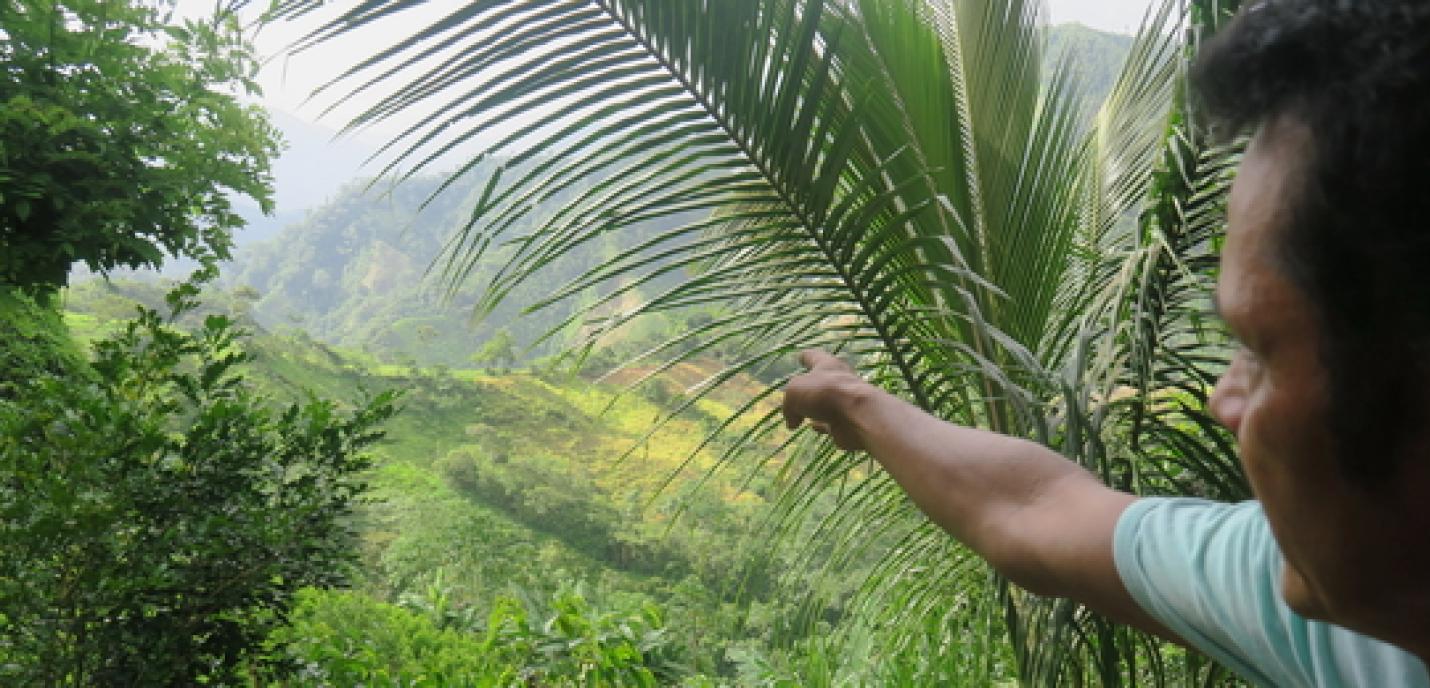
[
  {"xmin": 59, "ymin": 280, "xmax": 883, "ymax": 684},
  {"xmin": 220, "ymin": 168, "xmax": 696, "ymax": 370}
]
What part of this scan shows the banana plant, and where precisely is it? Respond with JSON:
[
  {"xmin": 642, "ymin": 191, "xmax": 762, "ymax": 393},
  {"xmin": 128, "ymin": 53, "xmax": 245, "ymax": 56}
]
[{"xmin": 272, "ymin": 0, "xmax": 1248, "ymax": 683}]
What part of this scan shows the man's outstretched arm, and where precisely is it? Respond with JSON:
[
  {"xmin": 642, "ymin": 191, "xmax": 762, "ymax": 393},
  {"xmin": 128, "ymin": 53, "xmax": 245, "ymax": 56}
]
[{"xmin": 782, "ymin": 350, "xmax": 1181, "ymax": 642}]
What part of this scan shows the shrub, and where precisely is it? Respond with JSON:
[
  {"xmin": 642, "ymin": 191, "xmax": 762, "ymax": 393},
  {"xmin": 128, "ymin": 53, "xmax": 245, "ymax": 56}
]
[
  {"xmin": 276, "ymin": 583, "xmax": 699, "ymax": 687},
  {"xmin": 0, "ymin": 279, "xmax": 397, "ymax": 685}
]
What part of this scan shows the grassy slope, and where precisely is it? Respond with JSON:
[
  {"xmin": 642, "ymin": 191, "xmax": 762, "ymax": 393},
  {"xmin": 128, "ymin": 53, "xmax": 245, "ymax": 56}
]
[{"xmin": 60, "ymin": 280, "xmax": 797, "ymax": 673}]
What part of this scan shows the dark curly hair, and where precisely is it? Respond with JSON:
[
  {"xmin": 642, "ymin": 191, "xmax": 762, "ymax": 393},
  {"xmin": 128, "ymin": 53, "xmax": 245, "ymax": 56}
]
[{"xmin": 1193, "ymin": 0, "xmax": 1430, "ymax": 485}]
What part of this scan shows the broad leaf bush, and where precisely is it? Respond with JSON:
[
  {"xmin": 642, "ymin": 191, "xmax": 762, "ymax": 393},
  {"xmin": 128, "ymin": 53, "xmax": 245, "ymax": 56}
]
[
  {"xmin": 0, "ymin": 277, "xmax": 397, "ymax": 685},
  {"xmin": 275, "ymin": 583, "xmax": 702, "ymax": 687},
  {"xmin": 0, "ymin": 0, "xmax": 277, "ymax": 289}
]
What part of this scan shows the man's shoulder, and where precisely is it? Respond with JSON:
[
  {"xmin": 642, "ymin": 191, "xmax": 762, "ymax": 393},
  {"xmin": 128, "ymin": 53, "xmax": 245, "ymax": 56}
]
[{"xmin": 1114, "ymin": 497, "xmax": 1428, "ymax": 687}]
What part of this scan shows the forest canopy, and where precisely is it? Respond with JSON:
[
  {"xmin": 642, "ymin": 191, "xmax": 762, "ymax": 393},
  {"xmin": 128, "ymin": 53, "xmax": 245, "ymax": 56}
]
[{"xmin": 0, "ymin": 0, "xmax": 278, "ymax": 290}]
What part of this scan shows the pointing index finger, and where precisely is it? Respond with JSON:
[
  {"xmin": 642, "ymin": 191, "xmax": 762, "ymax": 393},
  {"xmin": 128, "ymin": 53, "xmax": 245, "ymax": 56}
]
[{"xmin": 799, "ymin": 349, "xmax": 844, "ymax": 371}]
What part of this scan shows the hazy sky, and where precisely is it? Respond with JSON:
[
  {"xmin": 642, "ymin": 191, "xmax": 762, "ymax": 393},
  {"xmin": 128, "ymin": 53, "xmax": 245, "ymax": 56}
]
[{"xmin": 1048, "ymin": 0, "xmax": 1161, "ymax": 34}]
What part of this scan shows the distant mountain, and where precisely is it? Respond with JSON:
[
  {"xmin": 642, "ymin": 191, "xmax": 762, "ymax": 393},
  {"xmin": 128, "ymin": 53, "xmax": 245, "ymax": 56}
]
[
  {"xmin": 1046, "ymin": 23, "xmax": 1137, "ymax": 125},
  {"xmin": 222, "ymin": 166, "xmax": 688, "ymax": 367},
  {"xmin": 225, "ymin": 172, "xmax": 503, "ymax": 365}
]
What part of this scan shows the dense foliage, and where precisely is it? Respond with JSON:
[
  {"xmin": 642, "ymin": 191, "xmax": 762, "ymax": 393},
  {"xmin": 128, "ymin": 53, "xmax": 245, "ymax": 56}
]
[
  {"xmin": 0, "ymin": 0, "xmax": 278, "ymax": 291},
  {"xmin": 276, "ymin": 586, "xmax": 695, "ymax": 686},
  {"xmin": 0, "ymin": 276, "xmax": 396, "ymax": 684},
  {"xmin": 0, "ymin": 2, "xmax": 404, "ymax": 685}
]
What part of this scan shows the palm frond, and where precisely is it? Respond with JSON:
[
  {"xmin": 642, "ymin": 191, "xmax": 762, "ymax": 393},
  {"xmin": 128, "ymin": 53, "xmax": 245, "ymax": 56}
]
[{"xmin": 274, "ymin": 0, "xmax": 1253, "ymax": 684}]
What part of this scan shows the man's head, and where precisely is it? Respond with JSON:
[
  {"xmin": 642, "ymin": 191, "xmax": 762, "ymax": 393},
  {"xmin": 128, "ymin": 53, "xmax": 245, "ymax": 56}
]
[
  {"xmin": 1196, "ymin": 0, "xmax": 1430, "ymax": 648},
  {"xmin": 1197, "ymin": 0, "xmax": 1430, "ymax": 485}
]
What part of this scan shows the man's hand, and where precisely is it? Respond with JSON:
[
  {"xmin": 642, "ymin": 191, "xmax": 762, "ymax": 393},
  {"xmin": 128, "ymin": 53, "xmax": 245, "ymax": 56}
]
[
  {"xmin": 779, "ymin": 350, "xmax": 1178, "ymax": 643},
  {"xmin": 781, "ymin": 349, "xmax": 877, "ymax": 451}
]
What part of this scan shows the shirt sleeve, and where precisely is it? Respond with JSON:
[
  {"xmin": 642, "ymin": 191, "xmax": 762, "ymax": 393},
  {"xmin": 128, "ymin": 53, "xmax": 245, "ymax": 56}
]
[
  {"xmin": 1113, "ymin": 498, "xmax": 1308, "ymax": 686},
  {"xmin": 1113, "ymin": 498, "xmax": 1430, "ymax": 688}
]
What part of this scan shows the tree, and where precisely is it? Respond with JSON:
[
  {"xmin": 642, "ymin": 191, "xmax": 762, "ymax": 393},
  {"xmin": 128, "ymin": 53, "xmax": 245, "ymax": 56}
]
[
  {"xmin": 471, "ymin": 327, "xmax": 517, "ymax": 371},
  {"xmin": 0, "ymin": 0, "xmax": 279, "ymax": 292},
  {"xmin": 0, "ymin": 274, "xmax": 398, "ymax": 684},
  {"xmin": 281, "ymin": 0, "xmax": 1247, "ymax": 683},
  {"xmin": 0, "ymin": 2, "xmax": 399, "ymax": 681}
]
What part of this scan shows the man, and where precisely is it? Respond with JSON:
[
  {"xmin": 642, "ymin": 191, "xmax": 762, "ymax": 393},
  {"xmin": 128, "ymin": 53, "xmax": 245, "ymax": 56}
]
[{"xmin": 781, "ymin": 1, "xmax": 1430, "ymax": 685}]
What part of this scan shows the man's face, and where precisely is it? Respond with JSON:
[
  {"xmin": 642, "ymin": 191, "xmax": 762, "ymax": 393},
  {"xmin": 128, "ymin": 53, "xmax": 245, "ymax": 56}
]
[{"xmin": 1209, "ymin": 118, "xmax": 1427, "ymax": 635}]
